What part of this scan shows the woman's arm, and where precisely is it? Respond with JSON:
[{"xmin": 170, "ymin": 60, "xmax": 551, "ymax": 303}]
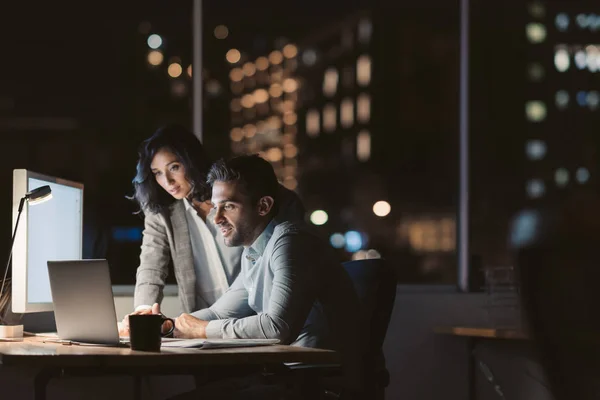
[{"xmin": 133, "ymin": 211, "xmax": 172, "ymax": 309}]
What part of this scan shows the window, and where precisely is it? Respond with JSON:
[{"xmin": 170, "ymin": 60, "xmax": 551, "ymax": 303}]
[
  {"xmin": 323, "ymin": 103, "xmax": 337, "ymax": 132},
  {"xmin": 306, "ymin": 109, "xmax": 320, "ymax": 137},
  {"xmin": 356, "ymin": 55, "xmax": 371, "ymax": 86},
  {"xmin": 356, "ymin": 130, "xmax": 371, "ymax": 162},
  {"xmin": 357, "ymin": 93, "xmax": 371, "ymax": 123},
  {"xmin": 323, "ymin": 68, "xmax": 339, "ymax": 97},
  {"xmin": 340, "ymin": 98, "xmax": 354, "ymax": 128}
]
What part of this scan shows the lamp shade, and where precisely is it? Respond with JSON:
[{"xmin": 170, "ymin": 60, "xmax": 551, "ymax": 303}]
[{"xmin": 26, "ymin": 185, "xmax": 52, "ymax": 205}]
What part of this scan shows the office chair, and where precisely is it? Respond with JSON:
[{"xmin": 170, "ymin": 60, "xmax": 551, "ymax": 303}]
[
  {"xmin": 512, "ymin": 199, "xmax": 600, "ymax": 400},
  {"xmin": 278, "ymin": 258, "xmax": 397, "ymax": 399},
  {"xmin": 342, "ymin": 258, "xmax": 396, "ymax": 397}
]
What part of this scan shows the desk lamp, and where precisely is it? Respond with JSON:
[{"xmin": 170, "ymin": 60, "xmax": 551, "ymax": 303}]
[{"xmin": 0, "ymin": 185, "xmax": 52, "ymax": 339}]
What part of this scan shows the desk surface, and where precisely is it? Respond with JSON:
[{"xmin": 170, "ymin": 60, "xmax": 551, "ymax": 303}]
[
  {"xmin": 434, "ymin": 326, "xmax": 529, "ymax": 340},
  {"xmin": 0, "ymin": 337, "xmax": 338, "ymax": 368}
]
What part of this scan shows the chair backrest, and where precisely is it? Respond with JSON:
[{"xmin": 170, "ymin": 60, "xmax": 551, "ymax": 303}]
[
  {"xmin": 511, "ymin": 200, "xmax": 600, "ymax": 400},
  {"xmin": 342, "ymin": 258, "xmax": 396, "ymax": 387}
]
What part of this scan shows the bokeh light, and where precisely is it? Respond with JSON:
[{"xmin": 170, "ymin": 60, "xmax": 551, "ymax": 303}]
[
  {"xmin": 373, "ymin": 201, "xmax": 391, "ymax": 217},
  {"xmin": 147, "ymin": 34, "xmax": 162, "ymax": 49},
  {"xmin": 310, "ymin": 210, "xmax": 328, "ymax": 226}
]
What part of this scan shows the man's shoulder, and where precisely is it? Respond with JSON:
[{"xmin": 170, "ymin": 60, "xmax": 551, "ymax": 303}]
[
  {"xmin": 269, "ymin": 221, "xmax": 323, "ymax": 248},
  {"xmin": 272, "ymin": 220, "xmax": 309, "ymax": 236}
]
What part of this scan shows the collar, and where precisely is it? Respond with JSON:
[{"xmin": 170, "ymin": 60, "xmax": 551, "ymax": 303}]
[
  {"xmin": 245, "ymin": 219, "xmax": 276, "ymax": 262},
  {"xmin": 183, "ymin": 198, "xmax": 194, "ymax": 212}
]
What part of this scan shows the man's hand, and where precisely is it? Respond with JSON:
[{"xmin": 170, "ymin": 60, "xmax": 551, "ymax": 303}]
[
  {"xmin": 174, "ymin": 313, "xmax": 209, "ymax": 339},
  {"xmin": 119, "ymin": 303, "xmax": 161, "ymax": 337}
]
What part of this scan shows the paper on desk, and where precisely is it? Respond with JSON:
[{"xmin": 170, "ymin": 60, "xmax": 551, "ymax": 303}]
[{"xmin": 160, "ymin": 338, "xmax": 280, "ymax": 349}]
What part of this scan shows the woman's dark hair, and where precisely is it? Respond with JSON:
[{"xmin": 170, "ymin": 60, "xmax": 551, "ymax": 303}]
[{"xmin": 131, "ymin": 124, "xmax": 213, "ymax": 214}]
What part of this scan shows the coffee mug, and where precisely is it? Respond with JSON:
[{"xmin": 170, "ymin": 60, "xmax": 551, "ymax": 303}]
[{"xmin": 129, "ymin": 314, "xmax": 175, "ymax": 351}]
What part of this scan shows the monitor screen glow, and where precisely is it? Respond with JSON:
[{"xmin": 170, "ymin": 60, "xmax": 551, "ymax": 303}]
[{"xmin": 12, "ymin": 169, "xmax": 84, "ymax": 313}]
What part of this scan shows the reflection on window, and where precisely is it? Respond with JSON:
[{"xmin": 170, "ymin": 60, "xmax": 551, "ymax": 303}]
[
  {"xmin": 323, "ymin": 104, "xmax": 337, "ymax": 132},
  {"xmin": 357, "ymin": 55, "xmax": 371, "ymax": 86},
  {"xmin": 357, "ymin": 93, "xmax": 371, "ymax": 123},
  {"xmin": 340, "ymin": 98, "xmax": 354, "ymax": 128},
  {"xmin": 323, "ymin": 68, "xmax": 339, "ymax": 97},
  {"xmin": 356, "ymin": 130, "xmax": 371, "ymax": 161},
  {"xmin": 306, "ymin": 109, "xmax": 320, "ymax": 137}
]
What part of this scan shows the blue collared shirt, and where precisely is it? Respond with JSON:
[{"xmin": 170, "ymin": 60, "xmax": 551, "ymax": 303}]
[{"xmin": 192, "ymin": 220, "xmax": 359, "ymax": 351}]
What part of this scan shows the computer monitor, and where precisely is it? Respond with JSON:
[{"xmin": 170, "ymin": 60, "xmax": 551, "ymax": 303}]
[{"xmin": 11, "ymin": 169, "xmax": 84, "ymax": 313}]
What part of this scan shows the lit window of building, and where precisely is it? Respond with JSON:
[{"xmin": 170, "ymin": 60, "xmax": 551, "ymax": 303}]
[
  {"xmin": 356, "ymin": 130, "xmax": 371, "ymax": 161},
  {"xmin": 357, "ymin": 93, "xmax": 371, "ymax": 123},
  {"xmin": 555, "ymin": 90, "xmax": 569, "ymax": 109},
  {"xmin": 340, "ymin": 98, "xmax": 354, "ymax": 128},
  {"xmin": 306, "ymin": 109, "xmax": 320, "ymax": 137},
  {"xmin": 268, "ymin": 50, "xmax": 283, "ymax": 65},
  {"xmin": 553, "ymin": 46, "xmax": 570, "ymax": 72},
  {"xmin": 554, "ymin": 168, "xmax": 569, "ymax": 187},
  {"xmin": 242, "ymin": 62, "xmax": 256, "ymax": 77},
  {"xmin": 323, "ymin": 68, "xmax": 339, "ymax": 97},
  {"xmin": 226, "ymin": 49, "xmax": 241, "ymax": 64},
  {"xmin": 525, "ymin": 140, "xmax": 547, "ymax": 160},
  {"xmin": 323, "ymin": 104, "xmax": 337, "ymax": 132},
  {"xmin": 356, "ymin": 55, "xmax": 371, "ymax": 86},
  {"xmin": 525, "ymin": 101, "xmax": 546, "ymax": 122},
  {"xmin": 526, "ymin": 23, "xmax": 547, "ymax": 43},
  {"xmin": 229, "ymin": 68, "xmax": 243, "ymax": 82}
]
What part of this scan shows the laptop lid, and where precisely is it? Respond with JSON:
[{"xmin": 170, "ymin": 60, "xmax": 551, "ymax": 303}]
[{"xmin": 47, "ymin": 259, "xmax": 120, "ymax": 345}]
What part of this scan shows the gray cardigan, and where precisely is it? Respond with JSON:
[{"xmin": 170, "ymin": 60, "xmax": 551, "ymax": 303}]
[{"xmin": 133, "ymin": 186, "xmax": 305, "ymax": 313}]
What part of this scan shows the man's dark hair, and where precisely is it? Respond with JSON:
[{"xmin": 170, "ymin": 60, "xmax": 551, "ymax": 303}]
[
  {"xmin": 207, "ymin": 154, "xmax": 279, "ymax": 211},
  {"xmin": 131, "ymin": 124, "xmax": 213, "ymax": 214}
]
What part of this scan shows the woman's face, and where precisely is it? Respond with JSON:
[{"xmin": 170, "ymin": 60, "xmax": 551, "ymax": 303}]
[{"xmin": 150, "ymin": 148, "xmax": 192, "ymax": 200}]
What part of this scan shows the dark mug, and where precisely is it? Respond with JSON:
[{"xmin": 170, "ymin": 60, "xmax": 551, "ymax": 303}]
[{"xmin": 129, "ymin": 314, "xmax": 175, "ymax": 351}]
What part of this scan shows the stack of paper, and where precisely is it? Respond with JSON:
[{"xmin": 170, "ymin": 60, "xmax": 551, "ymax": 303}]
[{"xmin": 160, "ymin": 338, "xmax": 280, "ymax": 349}]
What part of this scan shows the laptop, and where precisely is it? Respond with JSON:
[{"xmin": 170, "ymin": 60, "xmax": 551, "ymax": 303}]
[{"xmin": 47, "ymin": 259, "xmax": 125, "ymax": 346}]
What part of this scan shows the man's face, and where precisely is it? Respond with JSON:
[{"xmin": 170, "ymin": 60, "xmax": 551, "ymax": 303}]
[{"xmin": 211, "ymin": 181, "xmax": 260, "ymax": 247}]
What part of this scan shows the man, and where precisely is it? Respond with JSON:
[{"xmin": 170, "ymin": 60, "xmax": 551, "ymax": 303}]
[{"xmin": 170, "ymin": 154, "xmax": 364, "ymax": 395}]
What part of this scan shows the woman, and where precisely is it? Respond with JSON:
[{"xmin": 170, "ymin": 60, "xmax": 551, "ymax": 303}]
[{"xmin": 130, "ymin": 124, "xmax": 304, "ymax": 314}]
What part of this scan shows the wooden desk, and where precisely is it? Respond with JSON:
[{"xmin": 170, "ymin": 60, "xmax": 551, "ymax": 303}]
[
  {"xmin": 0, "ymin": 337, "xmax": 338, "ymax": 400},
  {"xmin": 434, "ymin": 326, "xmax": 529, "ymax": 340},
  {"xmin": 434, "ymin": 326, "xmax": 529, "ymax": 400}
]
